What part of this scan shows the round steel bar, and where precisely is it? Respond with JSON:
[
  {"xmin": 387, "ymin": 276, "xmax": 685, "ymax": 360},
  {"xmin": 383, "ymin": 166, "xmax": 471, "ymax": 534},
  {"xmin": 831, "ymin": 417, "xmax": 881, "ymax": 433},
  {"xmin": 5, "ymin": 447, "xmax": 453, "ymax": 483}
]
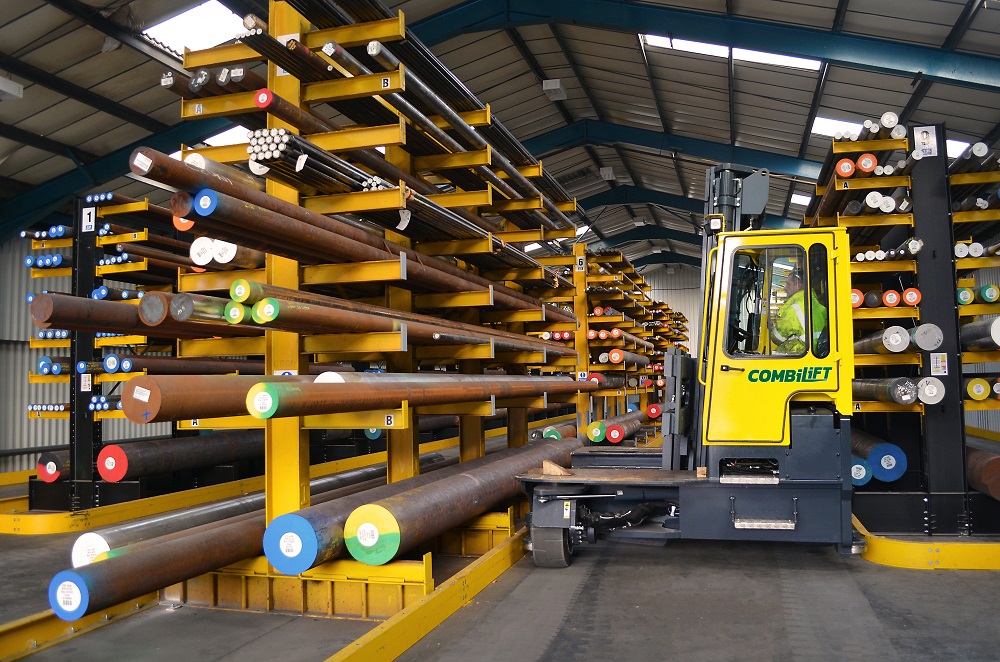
[{"xmin": 852, "ymin": 378, "xmax": 918, "ymax": 404}]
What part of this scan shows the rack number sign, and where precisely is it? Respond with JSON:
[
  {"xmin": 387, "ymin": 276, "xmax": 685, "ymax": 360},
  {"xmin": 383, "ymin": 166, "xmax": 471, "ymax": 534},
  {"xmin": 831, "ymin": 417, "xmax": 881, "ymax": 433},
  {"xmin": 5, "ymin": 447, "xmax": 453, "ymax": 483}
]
[
  {"xmin": 381, "ymin": 77, "xmax": 391, "ymax": 89},
  {"xmin": 81, "ymin": 207, "xmax": 96, "ymax": 233},
  {"xmin": 385, "ymin": 415, "xmax": 394, "ymax": 426},
  {"xmin": 575, "ymin": 256, "xmax": 586, "ymax": 272}
]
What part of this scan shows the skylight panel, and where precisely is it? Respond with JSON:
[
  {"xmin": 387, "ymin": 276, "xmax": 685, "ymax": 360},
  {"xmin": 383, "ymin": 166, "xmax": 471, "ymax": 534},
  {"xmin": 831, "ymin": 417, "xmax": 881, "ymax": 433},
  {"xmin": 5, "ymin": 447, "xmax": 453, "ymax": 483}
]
[
  {"xmin": 790, "ymin": 194, "xmax": 812, "ymax": 207},
  {"xmin": 144, "ymin": 0, "xmax": 245, "ymax": 53},
  {"xmin": 812, "ymin": 117, "xmax": 863, "ymax": 138},
  {"xmin": 946, "ymin": 139, "xmax": 970, "ymax": 159},
  {"xmin": 732, "ymin": 48, "xmax": 820, "ymax": 71},
  {"xmin": 575, "ymin": 224, "xmax": 590, "ymax": 236},
  {"xmin": 205, "ymin": 125, "xmax": 251, "ymax": 147},
  {"xmin": 671, "ymin": 38, "xmax": 730, "ymax": 58},
  {"xmin": 524, "ymin": 242, "xmax": 542, "ymax": 253}
]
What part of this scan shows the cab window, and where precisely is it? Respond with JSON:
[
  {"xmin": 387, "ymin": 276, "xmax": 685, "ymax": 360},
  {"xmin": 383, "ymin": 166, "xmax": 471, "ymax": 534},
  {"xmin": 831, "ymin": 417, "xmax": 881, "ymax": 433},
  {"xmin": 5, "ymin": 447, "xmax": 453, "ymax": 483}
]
[{"xmin": 723, "ymin": 246, "xmax": 806, "ymax": 358}]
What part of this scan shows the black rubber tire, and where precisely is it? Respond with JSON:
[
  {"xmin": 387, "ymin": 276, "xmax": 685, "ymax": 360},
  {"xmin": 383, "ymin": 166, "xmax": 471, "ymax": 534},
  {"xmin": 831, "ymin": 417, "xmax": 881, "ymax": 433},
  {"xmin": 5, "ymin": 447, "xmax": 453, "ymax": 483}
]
[{"xmin": 531, "ymin": 526, "xmax": 572, "ymax": 568}]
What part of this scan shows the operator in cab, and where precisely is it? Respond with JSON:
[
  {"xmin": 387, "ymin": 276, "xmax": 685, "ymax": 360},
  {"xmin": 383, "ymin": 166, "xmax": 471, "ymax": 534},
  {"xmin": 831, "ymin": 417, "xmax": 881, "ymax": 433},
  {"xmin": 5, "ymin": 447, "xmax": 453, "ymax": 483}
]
[{"xmin": 771, "ymin": 270, "xmax": 827, "ymax": 355}]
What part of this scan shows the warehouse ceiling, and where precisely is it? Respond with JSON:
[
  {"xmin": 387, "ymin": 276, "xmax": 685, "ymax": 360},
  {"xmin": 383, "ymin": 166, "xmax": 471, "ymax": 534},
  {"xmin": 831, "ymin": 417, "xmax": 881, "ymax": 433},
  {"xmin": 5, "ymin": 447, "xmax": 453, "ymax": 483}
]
[{"xmin": 1, "ymin": 0, "xmax": 999, "ymax": 272}]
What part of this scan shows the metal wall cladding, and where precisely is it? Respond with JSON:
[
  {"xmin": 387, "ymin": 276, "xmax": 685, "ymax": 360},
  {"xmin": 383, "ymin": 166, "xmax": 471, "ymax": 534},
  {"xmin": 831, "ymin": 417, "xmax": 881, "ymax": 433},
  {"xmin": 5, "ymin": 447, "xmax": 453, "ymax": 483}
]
[
  {"xmin": 643, "ymin": 265, "xmax": 703, "ymax": 358},
  {"xmin": 963, "ymin": 262, "xmax": 1000, "ymax": 434},
  {"xmin": 0, "ymin": 235, "xmax": 171, "ymax": 471}
]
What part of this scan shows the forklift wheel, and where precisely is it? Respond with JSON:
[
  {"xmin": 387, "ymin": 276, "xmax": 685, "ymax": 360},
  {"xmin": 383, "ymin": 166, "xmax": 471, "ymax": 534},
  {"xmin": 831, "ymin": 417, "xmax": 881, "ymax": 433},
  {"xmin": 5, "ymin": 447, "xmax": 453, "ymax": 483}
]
[{"xmin": 531, "ymin": 526, "xmax": 573, "ymax": 568}]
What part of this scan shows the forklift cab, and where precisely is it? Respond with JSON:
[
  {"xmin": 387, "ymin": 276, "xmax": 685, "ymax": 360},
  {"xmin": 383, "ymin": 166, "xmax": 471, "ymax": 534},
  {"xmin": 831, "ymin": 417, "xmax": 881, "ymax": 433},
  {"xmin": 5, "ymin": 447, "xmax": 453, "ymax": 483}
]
[{"xmin": 701, "ymin": 228, "xmax": 853, "ymax": 446}]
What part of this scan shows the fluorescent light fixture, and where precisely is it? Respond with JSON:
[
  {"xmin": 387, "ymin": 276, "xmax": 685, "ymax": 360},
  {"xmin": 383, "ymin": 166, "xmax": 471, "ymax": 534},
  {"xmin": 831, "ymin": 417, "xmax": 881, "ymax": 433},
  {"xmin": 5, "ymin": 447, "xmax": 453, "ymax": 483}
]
[
  {"xmin": 946, "ymin": 139, "xmax": 970, "ymax": 159},
  {"xmin": 732, "ymin": 48, "xmax": 820, "ymax": 70},
  {"xmin": 524, "ymin": 242, "xmax": 542, "ymax": 252},
  {"xmin": 644, "ymin": 35, "xmax": 819, "ymax": 70},
  {"xmin": 205, "ymin": 125, "xmax": 251, "ymax": 147},
  {"xmin": 144, "ymin": 0, "xmax": 245, "ymax": 53},
  {"xmin": 812, "ymin": 116, "xmax": 863, "ymax": 138},
  {"xmin": 790, "ymin": 193, "xmax": 812, "ymax": 207},
  {"xmin": 773, "ymin": 263, "xmax": 793, "ymax": 271},
  {"xmin": 576, "ymin": 224, "xmax": 590, "ymax": 236}
]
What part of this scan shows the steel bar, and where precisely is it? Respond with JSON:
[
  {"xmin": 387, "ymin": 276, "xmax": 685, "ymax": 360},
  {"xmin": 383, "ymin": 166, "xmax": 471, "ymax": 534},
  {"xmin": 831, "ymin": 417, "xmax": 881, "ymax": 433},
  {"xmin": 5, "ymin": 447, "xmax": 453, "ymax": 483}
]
[
  {"xmin": 909, "ymin": 323, "xmax": 944, "ymax": 351},
  {"xmin": 851, "ymin": 428, "xmax": 907, "ymax": 482},
  {"xmin": 344, "ymin": 437, "xmax": 584, "ymax": 565},
  {"xmin": 228, "ymin": 280, "xmax": 574, "ymax": 356},
  {"xmin": 184, "ymin": 152, "xmax": 264, "ymax": 191},
  {"xmin": 367, "ymin": 41, "xmax": 571, "ymax": 230},
  {"xmin": 963, "ymin": 319, "xmax": 1000, "ymax": 351},
  {"xmin": 122, "ymin": 374, "xmax": 316, "ymax": 424},
  {"xmin": 586, "ymin": 410, "xmax": 645, "ymax": 442},
  {"xmin": 605, "ymin": 417, "xmax": 642, "ymax": 444},
  {"xmin": 532, "ymin": 422, "xmax": 577, "ymax": 441},
  {"xmin": 117, "ymin": 356, "xmax": 268, "ymax": 375},
  {"xmin": 917, "ymin": 376, "xmax": 946, "ymax": 405},
  {"xmin": 265, "ymin": 436, "xmax": 581, "ymax": 573},
  {"xmin": 37, "ymin": 450, "xmax": 71, "ymax": 483},
  {"xmin": 247, "ymin": 378, "xmax": 595, "ymax": 420},
  {"xmin": 852, "ymin": 378, "xmax": 918, "ymax": 405},
  {"xmin": 610, "ymin": 327, "xmax": 654, "ymax": 351},
  {"xmin": 854, "ymin": 326, "xmax": 911, "ymax": 354},
  {"xmin": 96, "ymin": 430, "xmax": 265, "ymax": 482},
  {"xmin": 967, "ymin": 446, "xmax": 1000, "ymax": 502},
  {"xmin": 585, "ymin": 372, "xmax": 626, "ymax": 389},
  {"xmin": 607, "ymin": 348, "xmax": 650, "ymax": 368},
  {"xmin": 964, "ymin": 377, "xmax": 992, "ymax": 401},
  {"xmin": 115, "ymin": 242, "xmax": 195, "ymax": 268},
  {"xmin": 133, "ymin": 148, "xmax": 574, "ymax": 322},
  {"xmin": 30, "ymin": 293, "xmax": 262, "ymax": 340}
]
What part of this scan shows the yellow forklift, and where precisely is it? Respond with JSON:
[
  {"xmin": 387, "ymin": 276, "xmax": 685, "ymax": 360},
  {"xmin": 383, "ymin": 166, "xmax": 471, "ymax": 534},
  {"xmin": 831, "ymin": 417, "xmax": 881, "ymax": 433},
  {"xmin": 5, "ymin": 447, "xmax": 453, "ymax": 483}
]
[{"xmin": 519, "ymin": 164, "xmax": 858, "ymax": 566}]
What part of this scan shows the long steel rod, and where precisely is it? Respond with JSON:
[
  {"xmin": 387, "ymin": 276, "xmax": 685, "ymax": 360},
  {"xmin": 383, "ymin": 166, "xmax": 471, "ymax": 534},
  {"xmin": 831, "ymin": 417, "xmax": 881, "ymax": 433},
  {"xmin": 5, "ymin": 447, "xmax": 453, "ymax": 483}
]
[
  {"xmin": 247, "ymin": 378, "xmax": 596, "ymax": 420},
  {"xmin": 96, "ymin": 430, "xmax": 264, "ymax": 482}
]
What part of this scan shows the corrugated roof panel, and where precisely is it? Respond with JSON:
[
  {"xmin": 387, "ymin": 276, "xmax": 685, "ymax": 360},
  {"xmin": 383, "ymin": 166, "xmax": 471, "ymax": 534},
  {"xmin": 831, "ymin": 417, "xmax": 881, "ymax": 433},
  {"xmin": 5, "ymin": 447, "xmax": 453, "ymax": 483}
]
[
  {"xmin": 733, "ymin": 0, "xmax": 840, "ymax": 29},
  {"xmin": 959, "ymin": 7, "xmax": 1000, "ymax": 57},
  {"xmin": 8, "ymin": 154, "xmax": 76, "ymax": 186},
  {"xmin": 1, "ymin": 81, "xmax": 68, "ymax": 125},
  {"xmin": 842, "ymin": 0, "xmax": 964, "ymax": 46},
  {"xmin": 0, "ymin": 4, "xmax": 77, "ymax": 55}
]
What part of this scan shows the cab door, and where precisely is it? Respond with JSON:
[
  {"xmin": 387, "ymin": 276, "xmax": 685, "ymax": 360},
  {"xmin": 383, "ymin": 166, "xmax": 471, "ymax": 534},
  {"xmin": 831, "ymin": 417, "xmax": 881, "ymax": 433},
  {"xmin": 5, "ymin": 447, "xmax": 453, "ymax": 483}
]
[{"xmin": 702, "ymin": 230, "xmax": 843, "ymax": 445}]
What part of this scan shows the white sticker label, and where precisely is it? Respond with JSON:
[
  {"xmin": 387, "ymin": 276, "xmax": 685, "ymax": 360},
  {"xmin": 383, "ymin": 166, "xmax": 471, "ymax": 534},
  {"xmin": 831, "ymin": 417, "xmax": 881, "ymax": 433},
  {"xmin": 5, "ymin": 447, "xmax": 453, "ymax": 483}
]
[
  {"xmin": 105, "ymin": 356, "xmax": 118, "ymax": 371},
  {"xmin": 194, "ymin": 103, "xmax": 203, "ymax": 115},
  {"xmin": 357, "ymin": 523, "xmax": 379, "ymax": 547},
  {"xmin": 881, "ymin": 455, "xmax": 897, "ymax": 470},
  {"xmin": 234, "ymin": 284, "xmax": 246, "ymax": 297},
  {"xmin": 46, "ymin": 461, "xmax": 57, "ymax": 474},
  {"xmin": 915, "ymin": 125, "xmax": 938, "ymax": 157},
  {"xmin": 133, "ymin": 386, "xmax": 151, "ymax": 403},
  {"xmin": 104, "ymin": 457, "xmax": 116, "ymax": 470},
  {"xmin": 263, "ymin": 303, "xmax": 274, "ymax": 317},
  {"xmin": 57, "ymin": 581, "xmax": 82, "ymax": 610},
  {"xmin": 575, "ymin": 256, "xmax": 586, "ymax": 272},
  {"xmin": 275, "ymin": 369, "xmax": 298, "ymax": 376},
  {"xmin": 132, "ymin": 153, "xmax": 152, "ymax": 173},
  {"xmin": 974, "ymin": 383, "xmax": 987, "ymax": 396},
  {"xmin": 80, "ymin": 374, "xmax": 92, "ymax": 393},
  {"xmin": 198, "ymin": 195, "xmax": 212, "ymax": 210},
  {"xmin": 257, "ymin": 91, "xmax": 269, "ymax": 105},
  {"xmin": 280, "ymin": 532, "xmax": 302, "ymax": 557},
  {"xmin": 396, "ymin": 209, "xmax": 411, "ymax": 231},
  {"xmin": 851, "ymin": 465, "xmax": 867, "ymax": 480},
  {"xmin": 253, "ymin": 392, "xmax": 273, "ymax": 413},
  {"xmin": 930, "ymin": 353, "xmax": 948, "ymax": 376}
]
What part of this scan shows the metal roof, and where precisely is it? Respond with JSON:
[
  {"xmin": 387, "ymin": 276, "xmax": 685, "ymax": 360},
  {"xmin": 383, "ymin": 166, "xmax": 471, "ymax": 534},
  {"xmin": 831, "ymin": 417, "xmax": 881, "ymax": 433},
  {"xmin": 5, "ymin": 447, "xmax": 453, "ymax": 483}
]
[{"xmin": 1, "ymin": 0, "xmax": 1000, "ymax": 271}]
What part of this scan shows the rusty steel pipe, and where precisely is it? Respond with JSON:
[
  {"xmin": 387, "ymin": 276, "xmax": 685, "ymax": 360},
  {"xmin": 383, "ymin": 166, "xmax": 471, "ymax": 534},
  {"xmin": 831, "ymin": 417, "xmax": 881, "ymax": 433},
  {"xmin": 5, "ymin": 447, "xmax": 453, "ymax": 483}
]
[
  {"xmin": 247, "ymin": 377, "xmax": 595, "ymax": 420},
  {"xmin": 263, "ymin": 436, "xmax": 581, "ymax": 574},
  {"xmin": 115, "ymin": 242, "xmax": 196, "ymax": 268},
  {"xmin": 48, "ymin": 455, "xmax": 456, "ymax": 622},
  {"xmin": 116, "ymin": 356, "xmax": 268, "ymax": 375},
  {"xmin": 69, "ymin": 458, "xmax": 417, "ymax": 566},
  {"xmin": 607, "ymin": 348, "xmax": 650, "ymax": 368},
  {"xmin": 343, "ymin": 437, "xmax": 585, "ymax": 565},
  {"xmin": 531, "ymin": 422, "xmax": 578, "ymax": 441},
  {"xmin": 37, "ymin": 450, "xmax": 71, "ymax": 483},
  {"xmin": 229, "ymin": 280, "xmax": 576, "ymax": 357},
  {"xmin": 96, "ymin": 430, "xmax": 265, "ymax": 482},
  {"xmin": 189, "ymin": 188, "xmax": 574, "ymax": 321},
  {"xmin": 31, "ymin": 294, "xmax": 260, "ymax": 340},
  {"xmin": 967, "ymin": 446, "xmax": 1000, "ymax": 502},
  {"xmin": 121, "ymin": 374, "xmax": 316, "ymax": 424},
  {"xmin": 169, "ymin": 292, "xmax": 232, "ymax": 323},
  {"xmin": 611, "ymin": 327, "xmax": 655, "ymax": 351},
  {"xmin": 129, "ymin": 148, "xmax": 574, "ymax": 323},
  {"xmin": 605, "ymin": 417, "xmax": 643, "ymax": 444},
  {"xmin": 107, "ymin": 225, "xmax": 192, "ymax": 253}
]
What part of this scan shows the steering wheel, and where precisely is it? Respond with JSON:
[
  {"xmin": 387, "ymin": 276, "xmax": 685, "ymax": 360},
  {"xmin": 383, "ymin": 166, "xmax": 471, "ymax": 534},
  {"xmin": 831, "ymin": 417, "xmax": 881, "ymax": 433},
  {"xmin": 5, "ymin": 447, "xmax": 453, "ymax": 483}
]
[{"xmin": 729, "ymin": 322, "xmax": 750, "ymax": 343}]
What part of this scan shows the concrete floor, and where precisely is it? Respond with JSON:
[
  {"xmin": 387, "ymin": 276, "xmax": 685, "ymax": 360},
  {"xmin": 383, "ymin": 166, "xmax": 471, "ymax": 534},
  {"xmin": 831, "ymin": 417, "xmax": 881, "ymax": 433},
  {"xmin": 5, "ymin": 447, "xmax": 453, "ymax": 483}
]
[{"xmin": 6, "ymin": 533, "xmax": 1000, "ymax": 661}]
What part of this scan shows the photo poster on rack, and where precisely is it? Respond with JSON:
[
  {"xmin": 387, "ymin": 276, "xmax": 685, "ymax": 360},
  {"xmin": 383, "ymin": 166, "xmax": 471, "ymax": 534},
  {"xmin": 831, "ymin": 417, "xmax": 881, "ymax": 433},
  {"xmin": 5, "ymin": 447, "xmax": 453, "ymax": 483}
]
[{"xmin": 915, "ymin": 126, "xmax": 938, "ymax": 157}]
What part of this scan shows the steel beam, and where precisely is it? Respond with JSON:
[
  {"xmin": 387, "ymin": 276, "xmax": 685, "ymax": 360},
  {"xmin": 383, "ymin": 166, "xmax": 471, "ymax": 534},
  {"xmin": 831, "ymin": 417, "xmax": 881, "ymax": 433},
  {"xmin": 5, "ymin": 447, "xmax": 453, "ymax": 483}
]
[
  {"xmin": 580, "ymin": 185, "xmax": 703, "ymax": 214},
  {"xmin": 0, "ymin": 117, "xmax": 231, "ymax": 241},
  {"xmin": 524, "ymin": 120, "xmax": 821, "ymax": 180},
  {"xmin": 588, "ymin": 226, "xmax": 701, "ymax": 249},
  {"xmin": 43, "ymin": 0, "xmax": 188, "ymax": 74},
  {"xmin": 0, "ymin": 52, "xmax": 169, "ymax": 133},
  {"xmin": 413, "ymin": 0, "xmax": 1000, "ymax": 92},
  {"xmin": 632, "ymin": 253, "xmax": 701, "ymax": 267},
  {"xmin": 0, "ymin": 121, "xmax": 97, "ymax": 163}
]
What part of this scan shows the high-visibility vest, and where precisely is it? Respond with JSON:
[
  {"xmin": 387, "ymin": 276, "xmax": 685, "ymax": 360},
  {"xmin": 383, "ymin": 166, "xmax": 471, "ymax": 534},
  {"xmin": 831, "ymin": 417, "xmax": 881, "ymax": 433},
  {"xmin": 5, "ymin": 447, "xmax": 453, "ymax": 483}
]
[{"xmin": 772, "ymin": 290, "xmax": 828, "ymax": 347}]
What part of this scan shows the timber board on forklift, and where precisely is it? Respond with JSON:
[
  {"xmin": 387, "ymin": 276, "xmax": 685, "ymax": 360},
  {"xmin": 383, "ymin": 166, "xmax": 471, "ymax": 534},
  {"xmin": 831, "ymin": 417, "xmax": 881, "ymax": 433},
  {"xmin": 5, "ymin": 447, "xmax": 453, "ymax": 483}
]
[{"xmin": 517, "ymin": 467, "xmax": 704, "ymax": 486}]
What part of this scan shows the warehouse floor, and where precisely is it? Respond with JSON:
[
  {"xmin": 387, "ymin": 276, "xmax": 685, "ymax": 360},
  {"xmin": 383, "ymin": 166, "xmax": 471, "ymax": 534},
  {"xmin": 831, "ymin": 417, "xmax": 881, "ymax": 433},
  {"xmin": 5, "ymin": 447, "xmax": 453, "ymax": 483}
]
[{"xmin": 6, "ymin": 532, "xmax": 1000, "ymax": 661}]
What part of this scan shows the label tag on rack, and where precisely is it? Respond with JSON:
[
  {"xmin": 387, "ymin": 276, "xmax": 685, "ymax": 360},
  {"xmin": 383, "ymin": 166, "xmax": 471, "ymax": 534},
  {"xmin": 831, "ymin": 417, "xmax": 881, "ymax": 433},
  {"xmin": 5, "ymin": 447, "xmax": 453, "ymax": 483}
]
[
  {"xmin": 915, "ymin": 126, "xmax": 938, "ymax": 157},
  {"xmin": 575, "ymin": 256, "xmax": 586, "ymax": 272},
  {"xmin": 80, "ymin": 374, "xmax": 92, "ymax": 393},
  {"xmin": 930, "ymin": 353, "xmax": 948, "ymax": 376},
  {"xmin": 81, "ymin": 207, "xmax": 96, "ymax": 233}
]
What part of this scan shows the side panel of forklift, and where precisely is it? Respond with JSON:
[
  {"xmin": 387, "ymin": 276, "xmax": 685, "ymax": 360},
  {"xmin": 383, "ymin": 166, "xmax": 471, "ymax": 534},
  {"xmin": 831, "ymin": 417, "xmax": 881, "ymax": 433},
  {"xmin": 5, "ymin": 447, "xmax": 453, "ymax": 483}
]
[{"xmin": 703, "ymin": 229, "xmax": 853, "ymax": 445}]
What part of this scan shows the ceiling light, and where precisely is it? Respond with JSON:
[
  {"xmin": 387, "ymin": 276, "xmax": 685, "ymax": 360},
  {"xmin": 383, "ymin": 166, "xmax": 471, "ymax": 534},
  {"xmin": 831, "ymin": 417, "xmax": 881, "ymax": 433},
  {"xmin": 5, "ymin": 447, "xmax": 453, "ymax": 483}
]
[
  {"xmin": 732, "ymin": 48, "xmax": 820, "ymax": 71},
  {"xmin": 576, "ymin": 225, "xmax": 590, "ymax": 236},
  {"xmin": 946, "ymin": 139, "xmax": 970, "ymax": 159},
  {"xmin": 542, "ymin": 79, "xmax": 567, "ymax": 101}
]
